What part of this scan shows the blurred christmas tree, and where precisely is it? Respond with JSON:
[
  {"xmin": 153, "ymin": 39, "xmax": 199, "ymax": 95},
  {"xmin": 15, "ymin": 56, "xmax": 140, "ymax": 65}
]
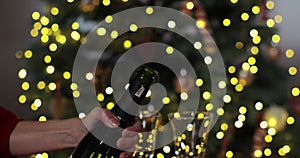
[{"xmin": 16, "ymin": 0, "xmax": 300, "ymax": 157}]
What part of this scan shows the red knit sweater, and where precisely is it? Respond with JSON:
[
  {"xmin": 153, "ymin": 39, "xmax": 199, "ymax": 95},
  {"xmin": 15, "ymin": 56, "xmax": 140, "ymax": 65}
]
[{"xmin": 0, "ymin": 106, "xmax": 21, "ymax": 158}]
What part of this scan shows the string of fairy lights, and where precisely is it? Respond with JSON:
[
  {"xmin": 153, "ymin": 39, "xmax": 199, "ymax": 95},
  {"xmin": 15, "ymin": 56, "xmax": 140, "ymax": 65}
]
[{"xmin": 15, "ymin": 0, "xmax": 299, "ymax": 158}]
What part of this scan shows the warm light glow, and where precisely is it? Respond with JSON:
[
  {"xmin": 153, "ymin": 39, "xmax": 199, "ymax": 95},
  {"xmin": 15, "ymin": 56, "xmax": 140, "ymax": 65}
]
[
  {"xmin": 287, "ymin": 116, "xmax": 295, "ymax": 125},
  {"xmin": 265, "ymin": 135, "xmax": 273, "ymax": 143},
  {"xmin": 235, "ymin": 84, "xmax": 244, "ymax": 92},
  {"xmin": 285, "ymin": 49, "xmax": 294, "ymax": 58},
  {"xmin": 63, "ymin": 71, "xmax": 71, "ymax": 80},
  {"xmin": 260, "ymin": 121, "xmax": 268, "ymax": 129},
  {"xmin": 217, "ymin": 108, "xmax": 225, "ymax": 116},
  {"xmin": 102, "ymin": 0, "xmax": 111, "ymax": 6},
  {"xmin": 223, "ymin": 19, "xmax": 231, "ymax": 27},
  {"xmin": 24, "ymin": 50, "xmax": 33, "ymax": 59},
  {"xmin": 85, "ymin": 72, "xmax": 94, "ymax": 81},
  {"xmin": 226, "ymin": 151, "xmax": 234, "ymax": 158},
  {"xmin": 230, "ymin": 77, "xmax": 238, "ymax": 85},
  {"xmin": 97, "ymin": 93, "xmax": 104, "ymax": 102},
  {"xmin": 105, "ymin": 15, "xmax": 113, "ymax": 23},
  {"xmin": 194, "ymin": 41, "xmax": 202, "ymax": 50},
  {"xmin": 266, "ymin": 1, "xmax": 275, "ymax": 10},
  {"xmin": 163, "ymin": 145, "xmax": 171, "ymax": 154},
  {"xmin": 186, "ymin": 2, "xmax": 195, "ymax": 10},
  {"xmin": 248, "ymin": 57, "xmax": 256, "ymax": 65},
  {"xmin": 180, "ymin": 92, "xmax": 189, "ymax": 100},
  {"xmin": 218, "ymin": 81, "xmax": 226, "ymax": 89},
  {"xmin": 242, "ymin": 62, "xmax": 250, "ymax": 71},
  {"xmin": 18, "ymin": 95, "xmax": 27, "ymax": 104},
  {"xmin": 272, "ymin": 34, "xmax": 280, "ymax": 43},
  {"xmin": 146, "ymin": 7, "xmax": 154, "ymax": 15},
  {"xmin": 216, "ymin": 131, "xmax": 224, "ymax": 139},
  {"xmin": 251, "ymin": 46, "xmax": 259, "ymax": 55},
  {"xmin": 166, "ymin": 46, "xmax": 174, "ymax": 54},
  {"xmin": 168, "ymin": 21, "xmax": 176, "ymax": 29},
  {"xmin": 34, "ymin": 99, "xmax": 42, "ymax": 107},
  {"xmin": 71, "ymin": 31, "xmax": 81, "ymax": 41},
  {"xmin": 235, "ymin": 120, "xmax": 243, "ymax": 128},
  {"xmin": 70, "ymin": 83, "xmax": 78, "ymax": 90},
  {"xmin": 22, "ymin": 82, "xmax": 30, "ymax": 91},
  {"xmin": 46, "ymin": 65, "xmax": 55, "ymax": 74},
  {"xmin": 250, "ymin": 66, "xmax": 258, "ymax": 74},
  {"xmin": 206, "ymin": 103, "xmax": 213, "ymax": 111},
  {"xmin": 156, "ymin": 153, "xmax": 164, "ymax": 158},
  {"xmin": 266, "ymin": 19, "xmax": 275, "ymax": 27},
  {"xmin": 129, "ymin": 24, "xmax": 138, "ymax": 32},
  {"xmin": 123, "ymin": 40, "xmax": 132, "ymax": 49},
  {"xmin": 282, "ymin": 145, "xmax": 291, "ymax": 153},
  {"xmin": 37, "ymin": 81, "xmax": 46, "ymax": 90},
  {"xmin": 221, "ymin": 123, "xmax": 229, "ymax": 131},
  {"xmin": 33, "ymin": 22, "xmax": 42, "ymax": 30},
  {"xmin": 105, "ymin": 87, "xmax": 113, "ymax": 95},
  {"xmin": 252, "ymin": 36, "xmax": 261, "ymax": 44},
  {"xmin": 289, "ymin": 66, "xmax": 297, "ymax": 75},
  {"xmin": 111, "ymin": 30, "xmax": 119, "ymax": 39},
  {"xmin": 228, "ymin": 66, "xmax": 236, "ymax": 74},
  {"xmin": 41, "ymin": 35, "xmax": 49, "ymax": 43},
  {"xmin": 48, "ymin": 82, "xmax": 56, "ymax": 91},
  {"xmin": 252, "ymin": 6, "xmax": 260, "ymax": 14},
  {"xmin": 241, "ymin": 12, "xmax": 250, "ymax": 21},
  {"xmin": 239, "ymin": 106, "xmax": 247, "ymax": 114},
  {"xmin": 235, "ymin": 41, "xmax": 243, "ymax": 49},
  {"xmin": 274, "ymin": 15, "xmax": 283, "ymax": 23},
  {"xmin": 196, "ymin": 19, "xmax": 206, "ymax": 28},
  {"xmin": 73, "ymin": 90, "xmax": 80, "ymax": 98},
  {"xmin": 254, "ymin": 150, "xmax": 263, "ymax": 157},
  {"xmin": 223, "ymin": 95, "xmax": 231, "ymax": 103},
  {"xmin": 72, "ymin": 22, "xmax": 80, "ymax": 30},
  {"xmin": 49, "ymin": 43, "xmax": 58, "ymax": 52},
  {"xmin": 18, "ymin": 69, "xmax": 27, "ymax": 79},
  {"xmin": 30, "ymin": 29, "xmax": 39, "ymax": 37},
  {"xmin": 264, "ymin": 148, "xmax": 272, "ymax": 157},
  {"xmin": 32, "ymin": 11, "xmax": 40, "ymax": 20},
  {"xmin": 43, "ymin": 55, "xmax": 51, "ymax": 63},
  {"xmin": 250, "ymin": 29, "xmax": 258, "ymax": 38},
  {"xmin": 97, "ymin": 27, "xmax": 106, "ymax": 36},
  {"xmin": 162, "ymin": 97, "xmax": 171, "ymax": 104},
  {"xmin": 56, "ymin": 35, "xmax": 66, "ymax": 44},
  {"xmin": 40, "ymin": 16, "xmax": 50, "ymax": 26},
  {"xmin": 195, "ymin": 78, "xmax": 203, "ymax": 87},
  {"xmin": 39, "ymin": 116, "xmax": 47, "ymax": 122},
  {"xmin": 267, "ymin": 128, "xmax": 276, "ymax": 136},
  {"xmin": 255, "ymin": 102, "xmax": 264, "ymax": 111},
  {"xmin": 51, "ymin": 7, "xmax": 59, "ymax": 16},
  {"xmin": 230, "ymin": 0, "xmax": 238, "ymax": 3},
  {"xmin": 107, "ymin": 102, "xmax": 115, "ymax": 110},
  {"xmin": 202, "ymin": 91, "xmax": 211, "ymax": 100}
]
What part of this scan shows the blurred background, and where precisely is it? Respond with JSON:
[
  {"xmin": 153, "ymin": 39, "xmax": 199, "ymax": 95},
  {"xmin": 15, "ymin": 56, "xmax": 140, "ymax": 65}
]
[{"xmin": 0, "ymin": 0, "xmax": 300, "ymax": 158}]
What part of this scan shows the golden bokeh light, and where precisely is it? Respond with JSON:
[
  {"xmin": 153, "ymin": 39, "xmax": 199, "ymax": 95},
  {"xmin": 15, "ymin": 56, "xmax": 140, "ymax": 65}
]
[{"xmin": 223, "ymin": 19, "xmax": 231, "ymax": 27}]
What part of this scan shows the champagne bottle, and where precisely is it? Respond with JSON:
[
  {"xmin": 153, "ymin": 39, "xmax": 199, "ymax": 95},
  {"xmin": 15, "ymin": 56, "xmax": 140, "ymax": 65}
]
[{"xmin": 71, "ymin": 65, "xmax": 159, "ymax": 158}]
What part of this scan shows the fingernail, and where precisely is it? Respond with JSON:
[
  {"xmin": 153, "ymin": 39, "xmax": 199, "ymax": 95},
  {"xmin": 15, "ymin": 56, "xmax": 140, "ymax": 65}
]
[{"xmin": 111, "ymin": 117, "xmax": 120, "ymax": 127}]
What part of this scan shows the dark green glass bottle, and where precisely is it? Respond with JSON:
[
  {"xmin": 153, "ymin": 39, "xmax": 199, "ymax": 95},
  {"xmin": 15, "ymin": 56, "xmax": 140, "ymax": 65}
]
[{"xmin": 71, "ymin": 65, "xmax": 159, "ymax": 158}]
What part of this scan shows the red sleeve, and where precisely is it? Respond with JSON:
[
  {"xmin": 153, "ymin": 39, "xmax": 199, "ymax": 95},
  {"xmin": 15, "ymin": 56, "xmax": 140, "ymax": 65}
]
[{"xmin": 0, "ymin": 106, "xmax": 22, "ymax": 158}]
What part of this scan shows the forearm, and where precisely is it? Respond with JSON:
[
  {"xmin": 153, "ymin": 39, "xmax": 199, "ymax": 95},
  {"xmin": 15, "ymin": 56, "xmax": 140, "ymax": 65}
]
[{"xmin": 9, "ymin": 118, "xmax": 87, "ymax": 156}]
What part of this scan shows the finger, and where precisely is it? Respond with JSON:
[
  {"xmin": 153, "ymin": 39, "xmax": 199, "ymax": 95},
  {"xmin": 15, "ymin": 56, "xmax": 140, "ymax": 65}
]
[
  {"xmin": 117, "ymin": 135, "xmax": 139, "ymax": 149},
  {"xmin": 82, "ymin": 107, "xmax": 120, "ymax": 131},
  {"xmin": 100, "ymin": 109, "xmax": 120, "ymax": 128},
  {"xmin": 122, "ymin": 121, "xmax": 142, "ymax": 137},
  {"xmin": 81, "ymin": 107, "xmax": 102, "ymax": 131}
]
